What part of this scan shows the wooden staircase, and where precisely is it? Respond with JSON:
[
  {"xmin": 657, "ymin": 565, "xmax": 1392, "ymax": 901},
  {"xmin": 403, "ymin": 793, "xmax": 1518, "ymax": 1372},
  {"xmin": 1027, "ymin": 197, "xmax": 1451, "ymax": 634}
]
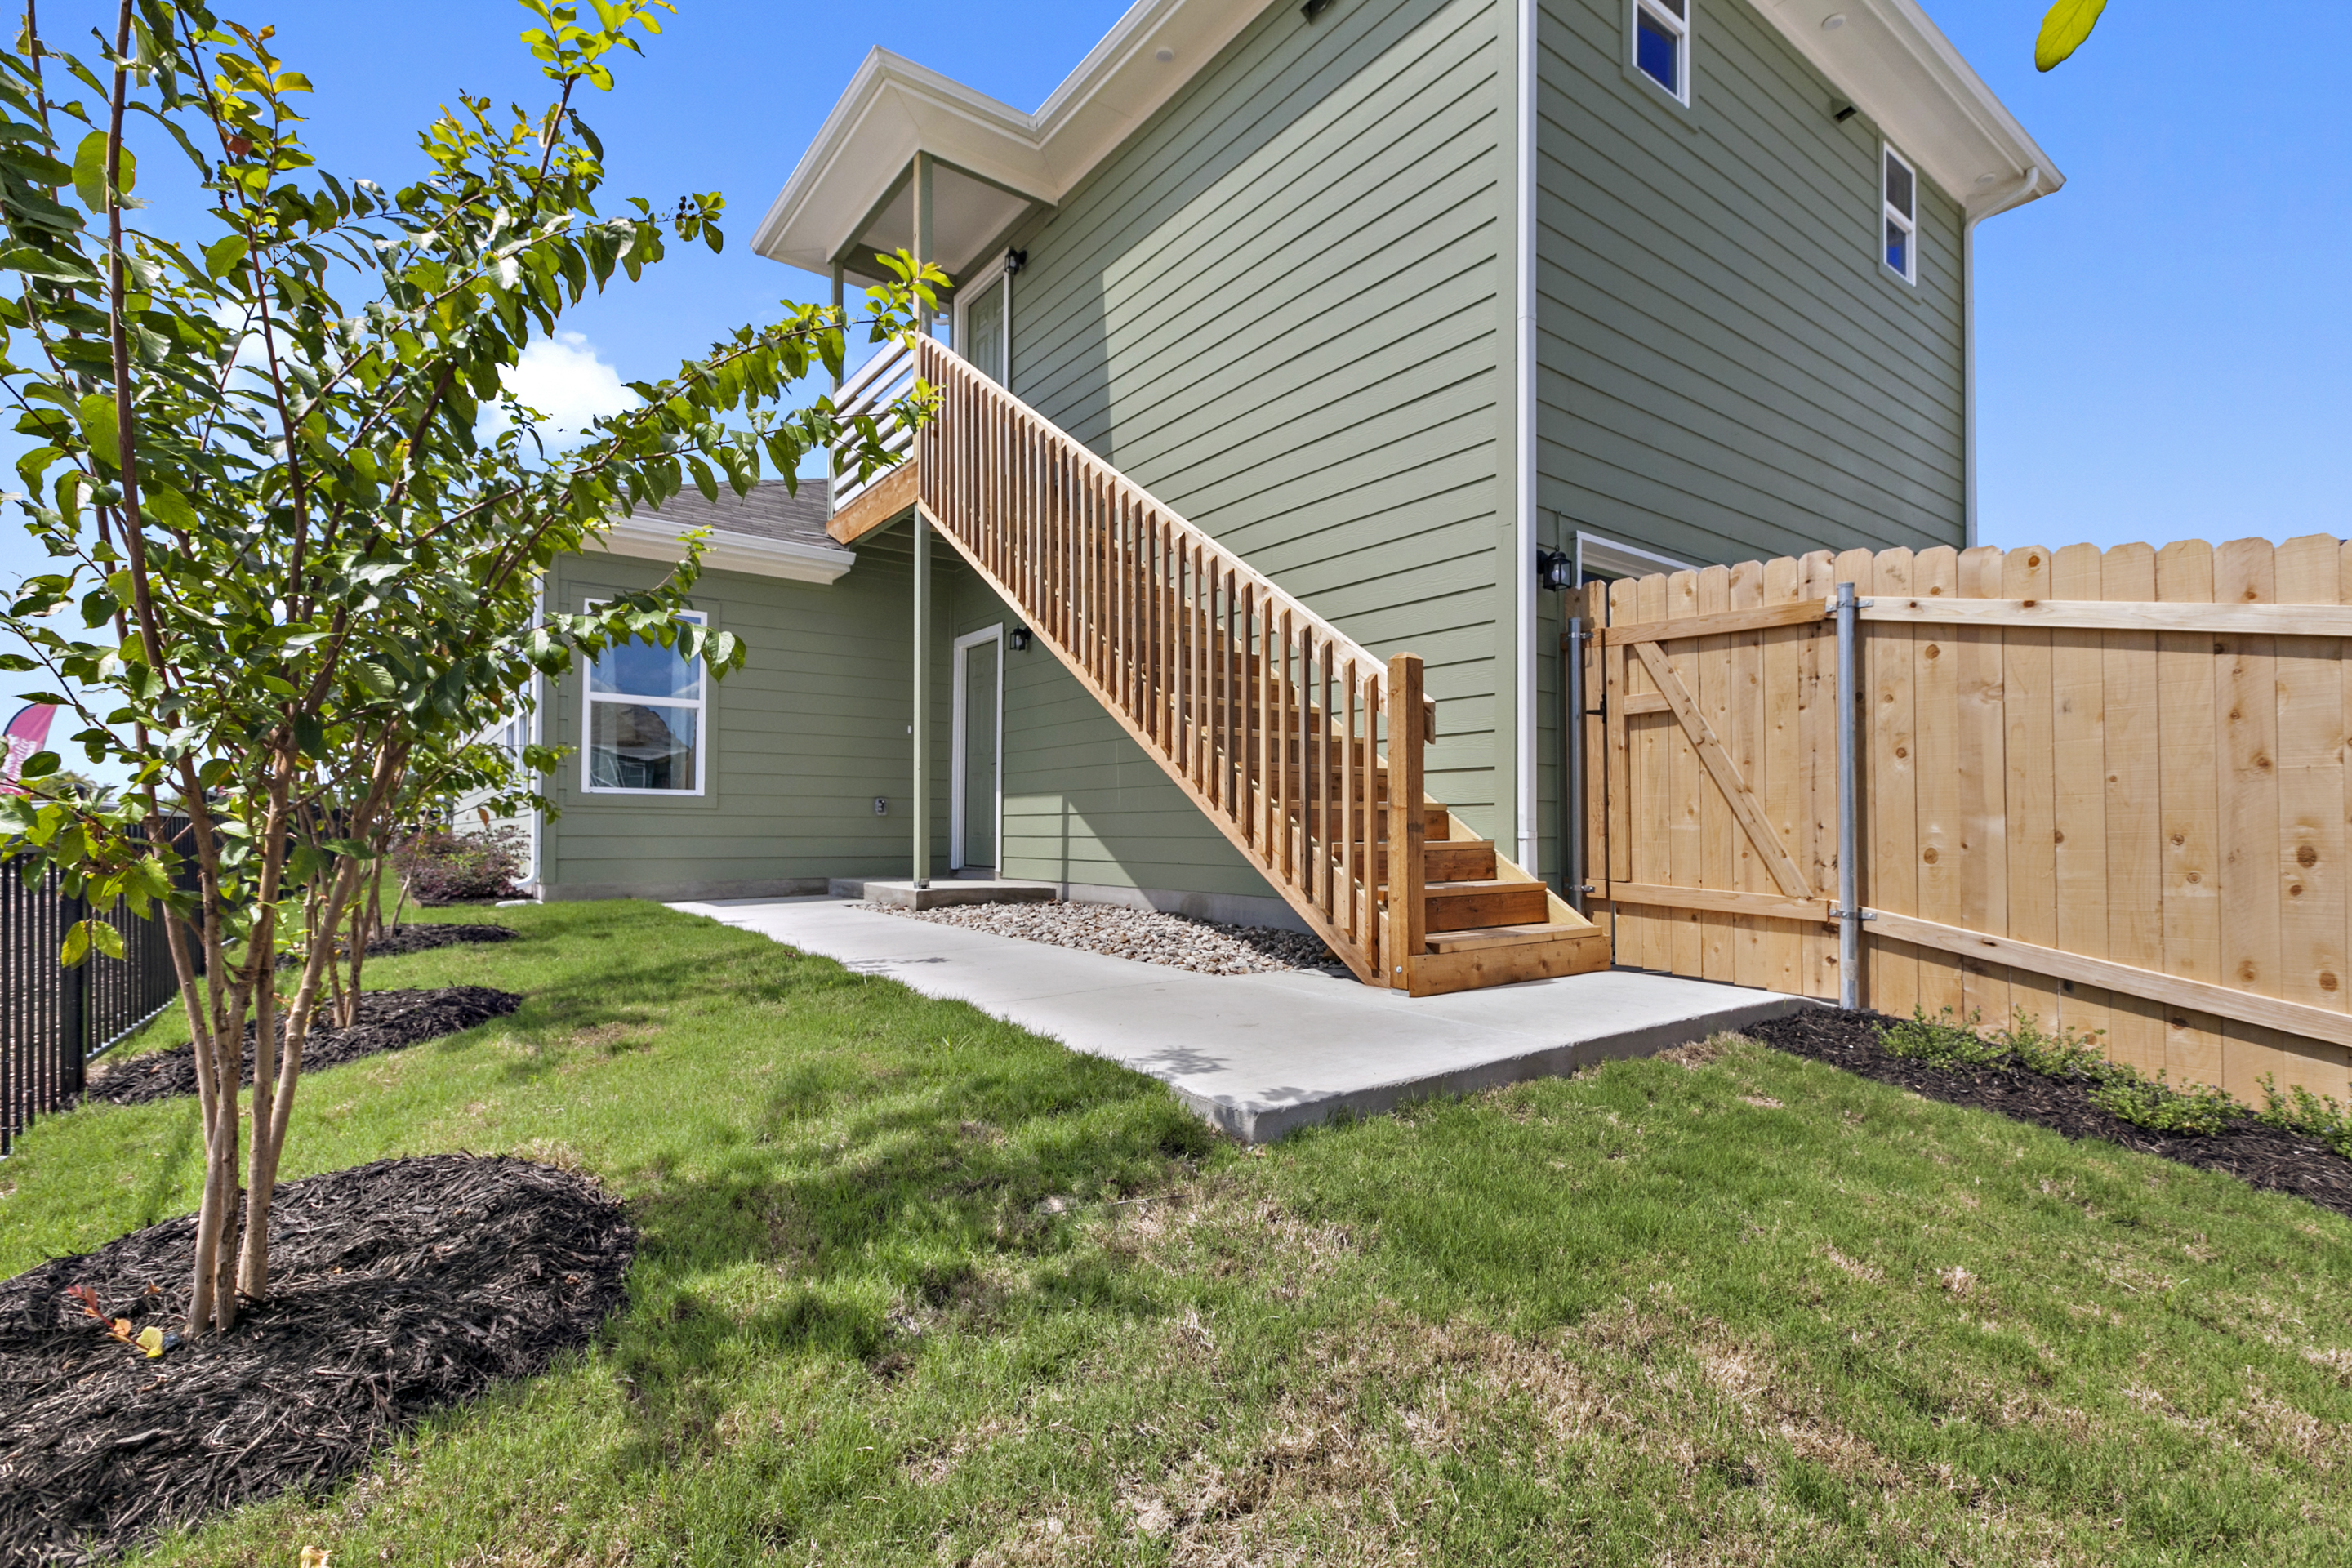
[{"xmin": 828, "ymin": 336, "xmax": 1606, "ymax": 996}]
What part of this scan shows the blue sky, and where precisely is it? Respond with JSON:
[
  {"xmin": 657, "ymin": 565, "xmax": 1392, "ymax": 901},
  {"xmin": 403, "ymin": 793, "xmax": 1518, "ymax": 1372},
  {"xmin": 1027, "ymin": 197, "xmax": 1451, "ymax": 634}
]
[{"xmin": 5, "ymin": 0, "xmax": 2349, "ymax": 760}]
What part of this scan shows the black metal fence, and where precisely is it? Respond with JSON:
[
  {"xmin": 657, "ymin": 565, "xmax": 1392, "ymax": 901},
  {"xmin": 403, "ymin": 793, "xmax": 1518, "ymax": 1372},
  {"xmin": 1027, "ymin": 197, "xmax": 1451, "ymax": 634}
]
[{"xmin": 2, "ymin": 842, "xmax": 185, "ymax": 1154}]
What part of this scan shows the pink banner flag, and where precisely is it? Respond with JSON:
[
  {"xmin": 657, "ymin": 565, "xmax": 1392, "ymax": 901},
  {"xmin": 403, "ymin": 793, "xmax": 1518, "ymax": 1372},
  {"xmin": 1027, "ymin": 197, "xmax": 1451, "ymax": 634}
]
[{"xmin": 2, "ymin": 702, "xmax": 58, "ymax": 795}]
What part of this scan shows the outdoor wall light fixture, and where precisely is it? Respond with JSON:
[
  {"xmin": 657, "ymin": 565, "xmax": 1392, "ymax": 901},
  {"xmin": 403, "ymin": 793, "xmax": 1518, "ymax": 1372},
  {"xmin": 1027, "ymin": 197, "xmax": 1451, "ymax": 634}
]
[
  {"xmin": 1009, "ymin": 625, "xmax": 1032, "ymax": 651},
  {"xmin": 1301, "ymin": 0, "xmax": 1332, "ymax": 20},
  {"xmin": 1004, "ymin": 248, "xmax": 1027, "ymax": 275},
  {"xmin": 1834, "ymin": 104, "xmax": 1858, "ymax": 123},
  {"xmin": 1535, "ymin": 548, "xmax": 1577, "ymax": 592},
  {"xmin": 874, "ymin": 796, "xmax": 889, "ymax": 816}
]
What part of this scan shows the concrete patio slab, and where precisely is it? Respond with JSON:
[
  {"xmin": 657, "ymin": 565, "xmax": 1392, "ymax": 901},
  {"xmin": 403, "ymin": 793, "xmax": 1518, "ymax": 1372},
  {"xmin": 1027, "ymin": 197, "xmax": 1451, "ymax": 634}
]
[{"xmin": 671, "ymin": 896, "xmax": 1817, "ymax": 1143}]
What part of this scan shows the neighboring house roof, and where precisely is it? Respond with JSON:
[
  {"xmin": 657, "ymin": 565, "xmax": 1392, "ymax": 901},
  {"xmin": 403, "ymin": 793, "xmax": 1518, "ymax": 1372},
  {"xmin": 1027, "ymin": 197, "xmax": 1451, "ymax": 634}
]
[
  {"xmin": 589, "ymin": 477, "xmax": 858, "ymax": 584},
  {"xmin": 755, "ymin": 0, "xmax": 2061, "ymax": 283}
]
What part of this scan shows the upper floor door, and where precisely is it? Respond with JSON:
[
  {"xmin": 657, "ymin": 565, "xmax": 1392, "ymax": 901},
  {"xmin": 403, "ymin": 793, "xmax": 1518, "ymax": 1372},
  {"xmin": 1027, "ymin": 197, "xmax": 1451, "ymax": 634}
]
[{"xmin": 956, "ymin": 256, "xmax": 1009, "ymax": 385}]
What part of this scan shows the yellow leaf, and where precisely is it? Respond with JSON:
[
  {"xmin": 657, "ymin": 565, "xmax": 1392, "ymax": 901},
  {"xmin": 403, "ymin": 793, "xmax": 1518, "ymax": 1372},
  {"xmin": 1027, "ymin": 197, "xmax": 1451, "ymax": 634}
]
[
  {"xmin": 136, "ymin": 1325, "xmax": 164, "ymax": 1359},
  {"xmin": 300, "ymin": 1549, "xmax": 332, "ymax": 1568},
  {"xmin": 2036, "ymin": 0, "xmax": 2108, "ymax": 72}
]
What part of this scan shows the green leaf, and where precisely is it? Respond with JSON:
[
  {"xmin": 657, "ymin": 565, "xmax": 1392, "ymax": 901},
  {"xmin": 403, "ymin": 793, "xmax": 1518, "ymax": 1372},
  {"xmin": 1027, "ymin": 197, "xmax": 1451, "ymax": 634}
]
[
  {"xmin": 78, "ymin": 394, "xmax": 120, "ymax": 469},
  {"xmin": 89, "ymin": 919, "xmax": 125, "ymax": 961},
  {"xmin": 60, "ymin": 920, "xmax": 89, "ymax": 967},
  {"xmin": 18, "ymin": 750, "xmax": 60, "ymax": 779},
  {"xmin": 2035, "ymin": 0, "xmax": 2107, "ymax": 71},
  {"xmin": 71, "ymin": 131, "xmax": 107, "ymax": 212},
  {"xmin": 202, "ymin": 234, "xmax": 250, "ymax": 279}
]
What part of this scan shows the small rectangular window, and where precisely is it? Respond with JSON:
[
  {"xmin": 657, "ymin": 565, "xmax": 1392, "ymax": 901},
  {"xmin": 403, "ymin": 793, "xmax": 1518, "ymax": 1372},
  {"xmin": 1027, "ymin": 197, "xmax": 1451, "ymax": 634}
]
[
  {"xmin": 1633, "ymin": 0, "xmax": 1690, "ymax": 103},
  {"xmin": 583, "ymin": 607, "xmax": 707, "ymax": 794},
  {"xmin": 1882, "ymin": 145, "xmax": 1918, "ymax": 284}
]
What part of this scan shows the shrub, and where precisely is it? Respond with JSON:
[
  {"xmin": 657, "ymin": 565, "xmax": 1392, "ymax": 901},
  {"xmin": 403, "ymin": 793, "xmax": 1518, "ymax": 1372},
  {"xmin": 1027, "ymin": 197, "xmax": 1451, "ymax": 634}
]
[
  {"xmin": 1877, "ymin": 1007, "xmax": 2246, "ymax": 1138},
  {"xmin": 2257, "ymin": 1077, "xmax": 2352, "ymax": 1160},
  {"xmin": 394, "ymin": 826, "xmax": 529, "ymax": 906}
]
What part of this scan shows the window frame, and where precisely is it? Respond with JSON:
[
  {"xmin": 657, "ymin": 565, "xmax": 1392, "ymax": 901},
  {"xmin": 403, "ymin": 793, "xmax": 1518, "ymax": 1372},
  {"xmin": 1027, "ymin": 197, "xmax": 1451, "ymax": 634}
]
[
  {"xmin": 1630, "ymin": 0, "xmax": 1691, "ymax": 107},
  {"xmin": 953, "ymin": 252, "xmax": 1012, "ymax": 386},
  {"xmin": 579, "ymin": 601, "xmax": 710, "ymax": 798},
  {"xmin": 1881, "ymin": 142, "xmax": 1919, "ymax": 287}
]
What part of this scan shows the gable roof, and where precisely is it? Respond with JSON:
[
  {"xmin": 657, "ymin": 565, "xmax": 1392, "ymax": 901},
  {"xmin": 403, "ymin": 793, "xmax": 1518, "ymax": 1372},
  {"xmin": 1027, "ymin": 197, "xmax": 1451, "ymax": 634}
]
[{"xmin": 754, "ymin": 0, "xmax": 2060, "ymax": 282}]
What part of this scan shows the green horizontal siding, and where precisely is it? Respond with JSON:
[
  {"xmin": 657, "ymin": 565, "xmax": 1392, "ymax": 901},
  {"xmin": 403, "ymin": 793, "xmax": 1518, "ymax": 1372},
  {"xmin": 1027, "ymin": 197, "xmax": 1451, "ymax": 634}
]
[
  {"xmin": 996, "ymin": 0, "xmax": 1516, "ymax": 874},
  {"xmin": 1535, "ymin": 0, "xmax": 1969, "ymax": 568},
  {"xmin": 537, "ymin": 550, "xmax": 925, "ymax": 896}
]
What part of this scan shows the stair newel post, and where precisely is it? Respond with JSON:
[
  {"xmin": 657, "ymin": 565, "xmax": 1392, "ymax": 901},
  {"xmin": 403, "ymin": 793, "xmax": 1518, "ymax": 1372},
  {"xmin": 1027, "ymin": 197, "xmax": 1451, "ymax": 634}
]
[{"xmin": 1386, "ymin": 653, "xmax": 1427, "ymax": 991}]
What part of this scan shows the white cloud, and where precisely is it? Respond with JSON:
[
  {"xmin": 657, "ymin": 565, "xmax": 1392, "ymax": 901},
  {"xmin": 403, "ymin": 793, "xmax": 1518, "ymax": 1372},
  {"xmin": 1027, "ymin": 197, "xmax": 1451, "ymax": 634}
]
[{"xmin": 492, "ymin": 331, "xmax": 636, "ymax": 441}]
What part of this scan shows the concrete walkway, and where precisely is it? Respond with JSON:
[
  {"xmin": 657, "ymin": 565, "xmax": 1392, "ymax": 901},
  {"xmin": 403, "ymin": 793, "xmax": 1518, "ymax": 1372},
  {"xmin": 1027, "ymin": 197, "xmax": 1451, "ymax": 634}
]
[{"xmin": 672, "ymin": 896, "xmax": 1815, "ymax": 1142}]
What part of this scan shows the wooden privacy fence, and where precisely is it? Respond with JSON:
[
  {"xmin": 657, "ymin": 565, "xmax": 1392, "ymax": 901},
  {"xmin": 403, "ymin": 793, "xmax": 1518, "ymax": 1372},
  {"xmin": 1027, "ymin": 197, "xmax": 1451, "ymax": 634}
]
[{"xmin": 1579, "ymin": 536, "xmax": 2352, "ymax": 1104}]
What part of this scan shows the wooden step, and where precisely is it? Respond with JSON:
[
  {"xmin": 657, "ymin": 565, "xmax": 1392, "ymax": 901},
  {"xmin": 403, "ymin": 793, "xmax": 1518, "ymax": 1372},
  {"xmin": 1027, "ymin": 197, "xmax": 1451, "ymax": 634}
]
[
  {"xmin": 1422, "ymin": 878, "xmax": 1551, "ymax": 933},
  {"xmin": 1424, "ymin": 920, "xmax": 1588, "ymax": 955},
  {"xmin": 1368, "ymin": 839, "xmax": 1497, "ymax": 882},
  {"xmin": 1424, "ymin": 839, "xmax": 1496, "ymax": 881}
]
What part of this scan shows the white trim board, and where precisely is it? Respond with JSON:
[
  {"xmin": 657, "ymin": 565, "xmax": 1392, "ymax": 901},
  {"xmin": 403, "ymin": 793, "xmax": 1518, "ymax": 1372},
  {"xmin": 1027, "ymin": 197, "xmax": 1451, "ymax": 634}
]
[
  {"xmin": 950, "ymin": 623, "xmax": 1006, "ymax": 873},
  {"xmin": 757, "ymin": 0, "xmax": 2060, "ymax": 281}
]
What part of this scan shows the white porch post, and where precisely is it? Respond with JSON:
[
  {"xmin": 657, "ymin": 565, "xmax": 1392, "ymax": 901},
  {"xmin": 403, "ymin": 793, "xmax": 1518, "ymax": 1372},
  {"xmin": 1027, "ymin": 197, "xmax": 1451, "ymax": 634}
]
[{"xmin": 910, "ymin": 152, "xmax": 935, "ymax": 888}]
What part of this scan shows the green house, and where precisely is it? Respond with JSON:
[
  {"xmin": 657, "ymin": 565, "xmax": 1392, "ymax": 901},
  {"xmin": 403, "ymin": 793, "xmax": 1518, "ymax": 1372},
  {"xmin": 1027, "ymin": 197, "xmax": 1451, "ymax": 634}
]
[{"xmin": 514, "ymin": 0, "xmax": 2056, "ymax": 996}]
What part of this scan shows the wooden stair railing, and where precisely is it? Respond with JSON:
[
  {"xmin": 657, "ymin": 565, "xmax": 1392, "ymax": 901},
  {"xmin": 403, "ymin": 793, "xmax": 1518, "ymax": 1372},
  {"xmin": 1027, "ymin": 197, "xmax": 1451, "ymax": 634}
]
[{"xmin": 831, "ymin": 336, "xmax": 1607, "ymax": 995}]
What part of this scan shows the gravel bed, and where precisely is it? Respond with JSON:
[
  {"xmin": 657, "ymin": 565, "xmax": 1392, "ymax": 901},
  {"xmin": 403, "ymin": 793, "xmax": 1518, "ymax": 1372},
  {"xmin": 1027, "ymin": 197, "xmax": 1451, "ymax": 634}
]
[{"xmin": 860, "ymin": 898, "xmax": 1337, "ymax": 975}]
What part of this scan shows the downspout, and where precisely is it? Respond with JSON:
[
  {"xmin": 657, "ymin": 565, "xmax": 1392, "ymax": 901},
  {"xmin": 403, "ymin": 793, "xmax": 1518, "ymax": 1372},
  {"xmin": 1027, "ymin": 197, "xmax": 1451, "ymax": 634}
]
[
  {"xmin": 528, "ymin": 574, "xmax": 546, "ymax": 896},
  {"xmin": 1512, "ymin": 0, "xmax": 1539, "ymax": 873},
  {"xmin": 1964, "ymin": 166, "xmax": 2041, "ymax": 549}
]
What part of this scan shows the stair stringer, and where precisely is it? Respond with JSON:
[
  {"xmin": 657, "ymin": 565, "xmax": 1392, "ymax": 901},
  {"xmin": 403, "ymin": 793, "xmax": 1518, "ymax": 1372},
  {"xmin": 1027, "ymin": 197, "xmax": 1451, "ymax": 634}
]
[{"xmin": 910, "ymin": 501, "xmax": 1392, "ymax": 987}]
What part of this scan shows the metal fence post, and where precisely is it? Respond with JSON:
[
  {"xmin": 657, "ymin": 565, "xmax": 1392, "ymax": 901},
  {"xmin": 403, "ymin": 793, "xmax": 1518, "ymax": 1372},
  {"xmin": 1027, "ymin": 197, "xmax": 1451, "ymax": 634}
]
[
  {"xmin": 58, "ymin": 891, "xmax": 87, "ymax": 1094},
  {"xmin": 1834, "ymin": 582, "xmax": 1863, "ymax": 1011},
  {"xmin": 1565, "ymin": 617, "xmax": 1588, "ymax": 915}
]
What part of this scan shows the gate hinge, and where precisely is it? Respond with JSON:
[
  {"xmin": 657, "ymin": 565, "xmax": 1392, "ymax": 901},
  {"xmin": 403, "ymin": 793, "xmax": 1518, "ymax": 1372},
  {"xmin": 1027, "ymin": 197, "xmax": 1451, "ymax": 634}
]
[{"xmin": 1831, "ymin": 907, "xmax": 1877, "ymax": 923}]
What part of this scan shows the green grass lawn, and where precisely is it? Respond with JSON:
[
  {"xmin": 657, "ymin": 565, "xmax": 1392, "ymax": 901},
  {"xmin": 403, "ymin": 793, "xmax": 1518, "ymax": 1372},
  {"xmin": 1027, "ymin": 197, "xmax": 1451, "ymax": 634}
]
[{"xmin": 4, "ymin": 899, "xmax": 2349, "ymax": 1566}]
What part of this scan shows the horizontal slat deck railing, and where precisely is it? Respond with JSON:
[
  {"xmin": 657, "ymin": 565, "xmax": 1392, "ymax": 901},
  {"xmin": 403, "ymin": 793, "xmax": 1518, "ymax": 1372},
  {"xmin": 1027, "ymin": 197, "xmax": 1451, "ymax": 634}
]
[
  {"xmin": 831, "ymin": 341, "xmax": 919, "ymax": 513},
  {"xmin": 903, "ymin": 335, "xmax": 1420, "ymax": 986},
  {"xmin": 1595, "ymin": 540, "xmax": 2352, "ymax": 1102}
]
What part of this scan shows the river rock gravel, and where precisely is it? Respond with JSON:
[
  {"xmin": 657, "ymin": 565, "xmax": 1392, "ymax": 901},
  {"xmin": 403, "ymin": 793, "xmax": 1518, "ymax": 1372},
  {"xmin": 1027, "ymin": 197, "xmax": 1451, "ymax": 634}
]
[{"xmin": 860, "ymin": 898, "xmax": 1337, "ymax": 975}]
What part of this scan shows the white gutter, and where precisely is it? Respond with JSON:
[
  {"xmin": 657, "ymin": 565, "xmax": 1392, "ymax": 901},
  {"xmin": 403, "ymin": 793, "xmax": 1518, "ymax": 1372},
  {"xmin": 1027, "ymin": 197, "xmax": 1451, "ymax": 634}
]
[
  {"xmin": 1513, "ymin": 0, "xmax": 1539, "ymax": 874},
  {"xmin": 589, "ymin": 519, "xmax": 858, "ymax": 584},
  {"xmin": 1962, "ymin": 165, "xmax": 2043, "ymax": 549}
]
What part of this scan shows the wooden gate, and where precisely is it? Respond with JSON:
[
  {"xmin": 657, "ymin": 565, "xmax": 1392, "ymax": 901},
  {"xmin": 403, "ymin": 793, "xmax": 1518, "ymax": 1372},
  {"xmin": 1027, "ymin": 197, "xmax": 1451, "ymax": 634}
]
[{"xmin": 1579, "ymin": 539, "xmax": 2352, "ymax": 1104}]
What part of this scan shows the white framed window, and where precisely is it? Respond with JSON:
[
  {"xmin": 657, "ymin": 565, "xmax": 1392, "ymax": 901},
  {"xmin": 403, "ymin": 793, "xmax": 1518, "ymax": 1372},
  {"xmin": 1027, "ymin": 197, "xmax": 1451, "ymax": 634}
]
[
  {"xmin": 1882, "ymin": 145, "xmax": 1918, "ymax": 284},
  {"xmin": 954, "ymin": 254, "xmax": 1010, "ymax": 386},
  {"xmin": 581, "ymin": 604, "xmax": 707, "ymax": 795},
  {"xmin": 1633, "ymin": 0, "xmax": 1690, "ymax": 104}
]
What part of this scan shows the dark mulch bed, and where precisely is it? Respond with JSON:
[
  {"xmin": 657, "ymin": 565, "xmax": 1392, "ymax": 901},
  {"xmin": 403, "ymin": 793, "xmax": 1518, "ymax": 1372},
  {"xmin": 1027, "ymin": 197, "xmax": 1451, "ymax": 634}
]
[
  {"xmin": 82, "ymin": 987, "xmax": 523, "ymax": 1108},
  {"xmin": 364, "ymin": 920, "xmax": 518, "ymax": 957},
  {"xmin": 1747, "ymin": 1008, "xmax": 2352, "ymax": 1221},
  {"xmin": 274, "ymin": 922, "xmax": 520, "ymax": 966},
  {"xmin": 0, "ymin": 1155, "xmax": 634, "ymax": 1564}
]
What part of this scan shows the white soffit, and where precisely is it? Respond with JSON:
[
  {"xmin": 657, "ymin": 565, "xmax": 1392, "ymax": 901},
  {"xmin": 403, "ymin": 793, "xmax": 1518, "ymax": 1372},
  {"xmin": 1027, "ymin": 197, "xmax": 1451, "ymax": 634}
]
[
  {"xmin": 756, "ymin": 0, "xmax": 2058, "ymax": 281},
  {"xmin": 1762, "ymin": 0, "xmax": 2063, "ymax": 212},
  {"xmin": 592, "ymin": 521, "xmax": 858, "ymax": 586}
]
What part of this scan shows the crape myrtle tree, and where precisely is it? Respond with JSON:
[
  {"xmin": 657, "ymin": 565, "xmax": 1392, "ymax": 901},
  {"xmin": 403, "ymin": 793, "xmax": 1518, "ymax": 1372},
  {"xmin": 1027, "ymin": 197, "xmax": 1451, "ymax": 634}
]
[{"xmin": 0, "ymin": 0, "xmax": 940, "ymax": 1335}]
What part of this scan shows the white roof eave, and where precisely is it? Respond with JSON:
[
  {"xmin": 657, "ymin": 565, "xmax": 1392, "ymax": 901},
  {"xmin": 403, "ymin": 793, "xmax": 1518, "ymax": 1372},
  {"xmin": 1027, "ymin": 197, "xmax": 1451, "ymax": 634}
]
[
  {"xmin": 755, "ymin": 0, "xmax": 2060, "ymax": 277},
  {"xmin": 592, "ymin": 519, "xmax": 858, "ymax": 586}
]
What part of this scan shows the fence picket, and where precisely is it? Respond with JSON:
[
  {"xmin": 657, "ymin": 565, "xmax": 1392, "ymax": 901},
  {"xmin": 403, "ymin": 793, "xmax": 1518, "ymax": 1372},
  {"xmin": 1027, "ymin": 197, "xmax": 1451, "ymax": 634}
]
[
  {"xmin": 2101, "ymin": 542, "xmax": 2167, "ymax": 1075},
  {"xmin": 2156, "ymin": 540, "xmax": 2227, "ymax": 1090},
  {"xmin": 2050, "ymin": 541, "xmax": 2114, "ymax": 1052},
  {"xmin": 2003, "ymin": 545, "xmax": 2062, "ymax": 1035}
]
